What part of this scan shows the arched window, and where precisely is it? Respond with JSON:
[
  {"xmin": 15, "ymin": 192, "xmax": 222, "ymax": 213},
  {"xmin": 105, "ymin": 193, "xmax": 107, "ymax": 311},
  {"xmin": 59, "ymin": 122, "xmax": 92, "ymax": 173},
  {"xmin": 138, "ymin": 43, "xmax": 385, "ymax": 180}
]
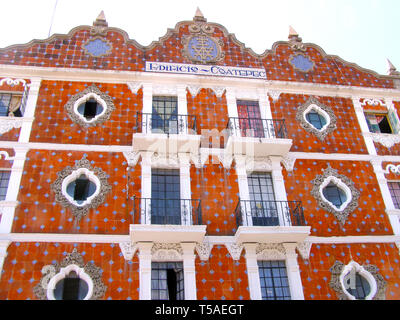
[
  {"xmin": 53, "ymin": 270, "xmax": 90, "ymax": 300},
  {"xmin": 305, "ymin": 110, "xmax": 327, "ymax": 130},
  {"xmin": 322, "ymin": 182, "xmax": 347, "ymax": 209},
  {"xmin": 66, "ymin": 174, "xmax": 97, "ymax": 205},
  {"xmin": 343, "ymin": 271, "xmax": 371, "ymax": 300},
  {"xmin": 77, "ymin": 97, "xmax": 104, "ymax": 121}
]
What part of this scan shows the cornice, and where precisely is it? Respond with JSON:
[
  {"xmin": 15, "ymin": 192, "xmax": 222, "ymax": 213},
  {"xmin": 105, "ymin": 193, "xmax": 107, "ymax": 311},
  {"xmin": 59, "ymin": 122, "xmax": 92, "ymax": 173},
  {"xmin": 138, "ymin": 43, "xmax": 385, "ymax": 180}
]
[{"xmin": 1, "ymin": 64, "xmax": 399, "ymax": 99}]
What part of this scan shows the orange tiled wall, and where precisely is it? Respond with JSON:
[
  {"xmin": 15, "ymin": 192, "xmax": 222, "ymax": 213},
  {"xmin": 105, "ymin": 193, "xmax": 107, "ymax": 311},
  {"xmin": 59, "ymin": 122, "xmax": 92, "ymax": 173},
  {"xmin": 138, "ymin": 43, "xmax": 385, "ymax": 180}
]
[
  {"xmin": 271, "ymin": 93, "xmax": 367, "ymax": 154},
  {"xmin": 299, "ymin": 242, "xmax": 400, "ymax": 300},
  {"xmin": 12, "ymin": 149, "xmax": 141, "ymax": 234},
  {"xmin": 0, "ymin": 242, "xmax": 139, "ymax": 300},
  {"xmin": 283, "ymin": 159, "xmax": 394, "ymax": 237},
  {"xmin": 29, "ymin": 81, "xmax": 142, "ymax": 146}
]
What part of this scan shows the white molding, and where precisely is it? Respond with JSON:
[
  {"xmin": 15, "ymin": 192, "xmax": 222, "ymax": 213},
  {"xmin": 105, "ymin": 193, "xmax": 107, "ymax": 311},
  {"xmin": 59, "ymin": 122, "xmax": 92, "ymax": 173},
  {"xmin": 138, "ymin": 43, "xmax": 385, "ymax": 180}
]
[
  {"xmin": 2, "ymin": 64, "xmax": 400, "ymax": 100},
  {"xmin": 384, "ymin": 164, "xmax": 400, "ymax": 174},
  {"xmin": 363, "ymin": 132, "xmax": 400, "ymax": 149}
]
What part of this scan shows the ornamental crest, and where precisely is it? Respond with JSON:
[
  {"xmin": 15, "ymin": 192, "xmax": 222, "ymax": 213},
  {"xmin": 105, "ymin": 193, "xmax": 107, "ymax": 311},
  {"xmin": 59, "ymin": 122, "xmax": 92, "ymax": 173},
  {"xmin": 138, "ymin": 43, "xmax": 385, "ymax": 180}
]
[
  {"xmin": 182, "ymin": 21, "xmax": 224, "ymax": 64},
  {"xmin": 83, "ymin": 37, "xmax": 113, "ymax": 58}
]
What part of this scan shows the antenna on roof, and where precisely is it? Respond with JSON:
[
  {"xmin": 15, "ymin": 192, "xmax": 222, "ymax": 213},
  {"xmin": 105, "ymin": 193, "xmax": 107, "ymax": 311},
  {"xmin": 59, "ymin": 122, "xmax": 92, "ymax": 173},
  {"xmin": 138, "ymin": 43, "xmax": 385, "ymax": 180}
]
[{"xmin": 48, "ymin": 0, "xmax": 59, "ymax": 37}]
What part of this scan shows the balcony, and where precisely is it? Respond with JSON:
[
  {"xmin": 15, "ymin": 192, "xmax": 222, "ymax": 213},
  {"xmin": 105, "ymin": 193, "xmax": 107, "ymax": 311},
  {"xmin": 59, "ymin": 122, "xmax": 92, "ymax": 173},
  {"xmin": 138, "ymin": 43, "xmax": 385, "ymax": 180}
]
[
  {"xmin": 224, "ymin": 117, "xmax": 292, "ymax": 158},
  {"xmin": 132, "ymin": 112, "xmax": 201, "ymax": 154},
  {"xmin": 234, "ymin": 199, "xmax": 311, "ymax": 244},
  {"xmin": 129, "ymin": 197, "xmax": 206, "ymax": 243}
]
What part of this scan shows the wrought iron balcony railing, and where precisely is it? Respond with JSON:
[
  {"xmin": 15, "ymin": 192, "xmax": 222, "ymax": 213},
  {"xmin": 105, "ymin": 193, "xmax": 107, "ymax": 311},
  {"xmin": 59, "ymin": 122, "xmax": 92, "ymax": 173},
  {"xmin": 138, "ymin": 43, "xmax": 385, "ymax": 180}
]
[
  {"xmin": 235, "ymin": 199, "xmax": 306, "ymax": 227},
  {"xmin": 227, "ymin": 117, "xmax": 287, "ymax": 139},
  {"xmin": 132, "ymin": 197, "xmax": 202, "ymax": 226},
  {"xmin": 135, "ymin": 112, "xmax": 198, "ymax": 135}
]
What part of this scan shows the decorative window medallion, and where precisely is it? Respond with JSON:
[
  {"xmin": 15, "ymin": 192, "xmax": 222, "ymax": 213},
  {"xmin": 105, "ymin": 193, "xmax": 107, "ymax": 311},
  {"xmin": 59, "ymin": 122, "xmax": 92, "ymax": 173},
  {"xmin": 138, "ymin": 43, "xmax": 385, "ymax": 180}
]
[
  {"xmin": 51, "ymin": 156, "xmax": 111, "ymax": 221},
  {"xmin": 329, "ymin": 260, "xmax": 387, "ymax": 300},
  {"xmin": 33, "ymin": 249, "xmax": 107, "ymax": 300},
  {"xmin": 83, "ymin": 37, "xmax": 112, "ymax": 58},
  {"xmin": 182, "ymin": 21, "xmax": 224, "ymax": 64},
  {"xmin": 64, "ymin": 84, "xmax": 115, "ymax": 128},
  {"xmin": 296, "ymin": 97, "xmax": 337, "ymax": 141},
  {"xmin": 289, "ymin": 53, "xmax": 314, "ymax": 73},
  {"xmin": 311, "ymin": 165, "xmax": 360, "ymax": 225}
]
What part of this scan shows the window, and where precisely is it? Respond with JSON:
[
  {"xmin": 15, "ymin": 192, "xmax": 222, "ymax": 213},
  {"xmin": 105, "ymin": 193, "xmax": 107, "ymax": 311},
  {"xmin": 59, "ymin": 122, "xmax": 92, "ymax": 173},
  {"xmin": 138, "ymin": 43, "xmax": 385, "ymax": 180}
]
[
  {"xmin": 66, "ymin": 174, "xmax": 97, "ymax": 205},
  {"xmin": 322, "ymin": 182, "xmax": 347, "ymax": 209},
  {"xmin": 53, "ymin": 271, "xmax": 89, "ymax": 300},
  {"xmin": 237, "ymin": 100, "xmax": 265, "ymax": 138},
  {"xmin": 151, "ymin": 169, "xmax": 181, "ymax": 225},
  {"xmin": 343, "ymin": 271, "xmax": 371, "ymax": 300},
  {"xmin": 365, "ymin": 113, "xmax": 393, "ymax": 134},
  {"xmin": 77, "ymin": 98, "xmax": 104, "ymax": 121},
  {"xmin": 305, "ymin": 110, "xmax": 327, "ymax": 130},
  {"xmin": 0, "ymin": 93, "xmax": 23, "ymax": 117},
  {"xmin": 247, "ymin": 173, "xmax": 278, "ymax": 226},
  {"xmin": 388, "ymin": 182, "xmax": 400, "ymax": 209},
  {"xmin": 258, "ymin": 261, "xmax": 291, "ymax": 300},
  {"xmin": 152, "ymin": 96, "xmax": 178, "ymax": 134},
  {"xmin": 151, "ymin": 262, "xmax": 184, "ymax": 300},
  {"xmin": 0, "ymin": 171, "xmax": 10, "ymax": 200}
]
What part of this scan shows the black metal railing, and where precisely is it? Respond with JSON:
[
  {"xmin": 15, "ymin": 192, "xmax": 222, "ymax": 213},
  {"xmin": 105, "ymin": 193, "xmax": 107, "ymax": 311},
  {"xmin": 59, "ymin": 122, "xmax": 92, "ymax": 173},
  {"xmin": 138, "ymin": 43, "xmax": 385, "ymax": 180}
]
[
  {"xmin": 136, "ymin": 112, "xmax": 198, "ymax": 135},
  {"xmin": 227, "ymin": 117, "xmax": 287, "ymax": 139},
  {"xmin": 132, "ymin": 197, "xmax": 202, "ymax": 226},
  {"xmin": 235, "ymin": 199, "xmax": 305, "ymax": 227}
]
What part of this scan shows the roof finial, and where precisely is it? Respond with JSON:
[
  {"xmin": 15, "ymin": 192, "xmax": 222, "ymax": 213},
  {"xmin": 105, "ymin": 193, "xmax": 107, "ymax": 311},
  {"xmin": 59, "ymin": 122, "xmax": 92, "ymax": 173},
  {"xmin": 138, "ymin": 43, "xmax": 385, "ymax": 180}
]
[
  {"xmin": 288, "ymin": 25, "xmax": 302, "ymax": 42},
  {"xmin": 194, "ymin": 7, "xmax": 207, "ymax": 22},
  {"xmin": 93, "ymin": 10, "xmax": 108, "ymax": 27},
  {"xmin": 387, "ymin": 58, "xmax": 400, "ymax": 76}
]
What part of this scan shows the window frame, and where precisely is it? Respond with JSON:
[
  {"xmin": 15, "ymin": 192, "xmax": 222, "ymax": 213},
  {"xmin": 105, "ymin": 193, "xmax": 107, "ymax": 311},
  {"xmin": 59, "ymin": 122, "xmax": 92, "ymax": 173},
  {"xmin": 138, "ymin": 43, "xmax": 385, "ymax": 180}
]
[
  {"xmin": 388, "ymin": 181, "xmax": 400, "ymax": 210},
  {"xmin": 0, "ymin": 92, "xmax": 24, "ymax": 117},
  {"xmin": 258, "ymin": 260, "xmax": 291, "ymax": 300},
  {"xmin": 364, "ymin": 112, "xmax": 394, "ymax": 134}
]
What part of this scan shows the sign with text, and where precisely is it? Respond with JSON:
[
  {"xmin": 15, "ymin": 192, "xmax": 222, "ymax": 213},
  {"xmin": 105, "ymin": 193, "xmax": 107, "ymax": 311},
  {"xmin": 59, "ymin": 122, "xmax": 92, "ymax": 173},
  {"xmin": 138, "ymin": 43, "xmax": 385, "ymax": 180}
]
[{"xmin": 146, "ymin": 61, "xmax": 267, "ymax": 80}]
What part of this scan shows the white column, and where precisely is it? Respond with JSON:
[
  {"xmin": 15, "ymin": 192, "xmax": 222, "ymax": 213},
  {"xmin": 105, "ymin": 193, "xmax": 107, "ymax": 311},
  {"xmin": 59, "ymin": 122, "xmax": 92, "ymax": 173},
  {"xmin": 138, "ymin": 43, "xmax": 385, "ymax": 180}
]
[
  {"xmin": 0, "ymin": 241, "xmax": 10, "ymax": 280},
  {"xmin": 179, "ymin": 154, "xmax": 192, "ymax": 225},
  {"xmin": 258, "ymin": 89, "xmax": 274, "ymax": 138},
  {"xmin": 141, "ymin": 152, "xmax": 152, "ymax": 225},
  {"xmin": 352, "ymin": 97, "xmax": 377, "ymax": 155},
  {"xmin": 181, "ymin": 242, "xmax": 197, "ymax": 300},
  {"xmin": 177, "ymin": 85, "xmax": 188, "ymax": 135},
  {"xmin": 142, "ymin": 83, "xmax": 153, "ymax": 133},
  {"xmin": 235, "ymin": 155, "xmax": 251, "ymax": 226},
  {"xmin": 243, "ymin": 243, "xmax": 262, "ymax": 300},
  {"xmin": 137, "ymin": 242, "xmax": 153, "ymax": 300},
  {"xmin": 371, "ymin": 159, "xmax": 400, "ymax": 235},
  {"xmin": 0, "ymin": 148, "xmax": 28, "ymax": 234},
  {"xmin": 270, "ymin": 156, "xmax": 289, "ymax": 226},
  {"xmin": 226, "ymin": 87, "xmax": 239, "ymax": 137},
  {"xmin": 19, "ymin": 77, "xmax": 41, "ymax": 143},
  {"xmin": 283, "ymin": 243, "xmax": 304, "ymax": 300}
]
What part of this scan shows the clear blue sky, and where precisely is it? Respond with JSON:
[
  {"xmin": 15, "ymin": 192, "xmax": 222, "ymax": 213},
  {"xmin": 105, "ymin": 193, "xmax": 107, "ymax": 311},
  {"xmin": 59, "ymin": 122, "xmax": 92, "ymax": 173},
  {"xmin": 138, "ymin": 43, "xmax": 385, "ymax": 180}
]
[{"xmin": 1, "ymin": 0, "xmax": 398, "ymax": 75}]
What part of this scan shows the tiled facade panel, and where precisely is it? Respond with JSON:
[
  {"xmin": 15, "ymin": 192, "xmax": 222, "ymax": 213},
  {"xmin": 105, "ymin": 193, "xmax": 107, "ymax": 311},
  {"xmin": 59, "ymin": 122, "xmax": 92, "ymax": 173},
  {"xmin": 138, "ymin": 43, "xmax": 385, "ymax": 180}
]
[
  {"xmin": 146, "ymin": 24, "xmax": 263, "ymax": 69},
  {"xmin": 263, "ymin": 44, "xmax": 394, "ymax": 89},
  {"xmin": 0, "ymin": 28, "xmax": 146, "ymax": 72},
  {"xmin": 0, "ymin": 148, "xmax": 14, "ymax": 169},
  {"xmin": 0, "ymin": 23, "xmax": 394, "ymax": 89},
  {"xmin": 270, "ymin": 94, "xmax": 367, "ymax": 154},
  {"xmin": 29, "ymin": 81, "xmax": 142, "ymax": 145},
  {"xmin": 283, "ymin": 159, "xmax": 393, "ymax": 237},
  {"xmin": 0, "ymin": 242, "xmax": 140, "ymax": 300},
  {"xmin": 195, "ymin": 246, "xmax": 249, "ymax": 300},
  {"xmin": 0, "ymin": 128, "xmax": 19, "ymax": 142},
  {"xmin": 186, "ymin": 89, "xmax": 228, "ymax": 148},
  {"xmin": 190, "ymin": 158, "xmax": 239, "ymax": 236},
  {"xmin": 298, "ymin": 243, "xmax": 400, "ymax": 300},
  {"xmin": 12, "ymin": 150, "xmax": 141, "ymax": 235}
]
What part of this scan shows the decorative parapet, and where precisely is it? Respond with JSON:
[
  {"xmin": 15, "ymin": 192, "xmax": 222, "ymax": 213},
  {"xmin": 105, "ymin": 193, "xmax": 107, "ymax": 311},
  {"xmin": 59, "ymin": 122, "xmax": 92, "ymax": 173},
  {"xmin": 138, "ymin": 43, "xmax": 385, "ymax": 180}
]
[
  {"xmin": 0, "ymin": 117, "xmax": 33, "ymax": 135},
  {"xmin": 363, "ymin": 132, "xmax": 400, "ymax": 148}
]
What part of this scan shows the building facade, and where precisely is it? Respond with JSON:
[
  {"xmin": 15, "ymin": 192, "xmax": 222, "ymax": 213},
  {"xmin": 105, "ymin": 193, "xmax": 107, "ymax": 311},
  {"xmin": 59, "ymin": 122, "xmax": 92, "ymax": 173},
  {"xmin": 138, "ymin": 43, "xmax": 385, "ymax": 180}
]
[{"xmin": 0, "ymin": 10, "xmax": 399, "ymax": 300}]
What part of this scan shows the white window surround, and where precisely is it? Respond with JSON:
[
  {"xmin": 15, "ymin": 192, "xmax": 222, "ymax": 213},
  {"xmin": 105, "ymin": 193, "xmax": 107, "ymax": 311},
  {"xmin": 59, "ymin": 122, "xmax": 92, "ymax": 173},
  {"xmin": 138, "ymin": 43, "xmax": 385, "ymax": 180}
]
[
  {"xmin": 319, "ymin": 175, "xmax": 352, "ymax": 212},
  {"xmin": 339, "ymin": 261, "xmax": 377, "ymax": 300},
  {"xmin": 61, "ymin": 167, "xmax": 101, "ymax": 208},
  {"xmin": 302, "ymin": 103, "xmax": 330, "ymax": 132},
  {"xmin": 244, "ymin": 242, "xmax": 304, "ymax": 300},
  {"xmin": 46, "ymin": 264, "xmax": 94, "ymax": 300},
  {"xmin": 137, "ymin": 242, "xmax": 197, "ymax": 300},
  {"xmin": 73, "ymin": 92, "xmax": 107, "ymax": 124}
]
